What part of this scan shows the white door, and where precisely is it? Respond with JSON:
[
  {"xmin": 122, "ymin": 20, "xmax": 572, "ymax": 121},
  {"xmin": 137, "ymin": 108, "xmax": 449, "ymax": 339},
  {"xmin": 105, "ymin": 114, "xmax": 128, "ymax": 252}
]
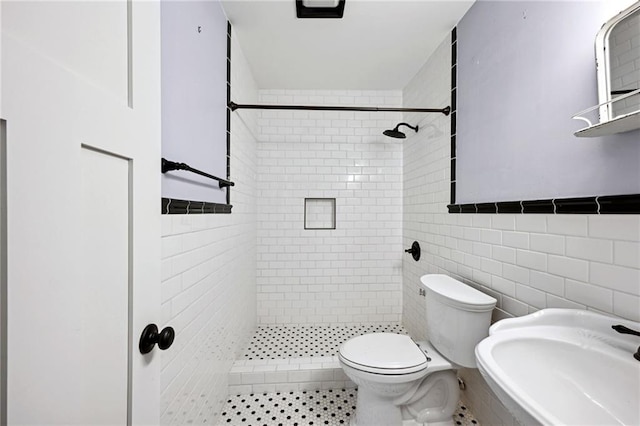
[{"xmin": 1, "ymin": 1, "xmax": 162, "ymax": 424}]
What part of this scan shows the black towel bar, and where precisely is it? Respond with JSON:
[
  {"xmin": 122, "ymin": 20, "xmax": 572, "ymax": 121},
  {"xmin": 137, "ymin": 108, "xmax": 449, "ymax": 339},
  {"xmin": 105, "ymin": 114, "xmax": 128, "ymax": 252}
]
[{"xmin": 161, "ymin": 158, "xmax": 235, "ymax": 189}]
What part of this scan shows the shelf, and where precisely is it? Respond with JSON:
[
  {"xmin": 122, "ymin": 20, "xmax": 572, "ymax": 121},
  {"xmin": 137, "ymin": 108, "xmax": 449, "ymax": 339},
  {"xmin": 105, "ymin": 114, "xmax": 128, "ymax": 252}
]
[{"xmin": 574, "ymin": 110, "xmax": 640, "ymax": 137}]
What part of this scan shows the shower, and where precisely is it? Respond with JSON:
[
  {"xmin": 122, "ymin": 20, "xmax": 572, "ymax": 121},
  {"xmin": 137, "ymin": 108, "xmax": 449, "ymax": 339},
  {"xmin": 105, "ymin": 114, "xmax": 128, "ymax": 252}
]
[{"xmin": 383, "ymin": 122, "xmax": 419, "ymax": 139}]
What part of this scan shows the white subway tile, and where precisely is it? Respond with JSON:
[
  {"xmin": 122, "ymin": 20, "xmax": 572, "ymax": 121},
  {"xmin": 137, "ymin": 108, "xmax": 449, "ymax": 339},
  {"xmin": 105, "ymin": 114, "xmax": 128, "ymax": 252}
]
[
  {"xmin": 565, "ymin": 279, "xmax": 613, "ymax": 312},
  {"xmin": 530, "ymin": 271, "xmax": 564, "ymax": 296},
  {"xmin": 589, "ymin": 215, "xmax": 640, "ymax": 242},
  {"xmin": 502, "ymin": 232, "xmax": 529, "ymax": 249},
  {"xmin": 590, "ymin": 262, "xmax": 640, "ymax": 295},
  {"xmin": 613, "ymin": 291, "xmax": 640, "ymax": 322},
  {"xmin": 530, "ymin": 233, "xmax": 565, "ymax": 255},
  {"xmin": 515, "ymin": 215, "xmax": 547, "ymax": 233},
  {"xmin": 492, "ymin": 246, "xmax": 516, "ymax": 264},
  {"xmin": 545, "ymin": 294, "xmax": 586, "ymax": 310},
  {"xmin": 614, "ymin": 241, "xmax": 640, "ymax": 268},
  {"xmin": 515, "ymin": 284, "xmax": 547, "ymax": 309},
  {"xmin": 566, "ymin": 236, "xmax": 613, "ymax": 263},
  {"xmin": 503, "ymin": 264, "xmax": 530, "ymax": 285},
  {"xmin": 491, "ymin": 276, "xmax": 516, "ymax": 297},
  {"xmin": 491, "ymin": 215, "xmax": 516, "ymax": 230},
  {"xmin": 548, "ymin": 255, "xmax": 589, "ymax": 282},
  {"xmin": 516, "ymin": 250, "xmax": 547, "ymax": 272},
  {"xmin": 547, "ymin": 215, "xmax": 588, "ymax": 236}
]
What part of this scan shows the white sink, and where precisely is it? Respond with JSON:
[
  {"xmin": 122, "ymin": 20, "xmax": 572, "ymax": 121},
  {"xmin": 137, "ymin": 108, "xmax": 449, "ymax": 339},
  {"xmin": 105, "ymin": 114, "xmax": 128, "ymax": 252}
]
[{"xmin": 475, "ymin": 309, "xmax": 640, "ymax": 426}]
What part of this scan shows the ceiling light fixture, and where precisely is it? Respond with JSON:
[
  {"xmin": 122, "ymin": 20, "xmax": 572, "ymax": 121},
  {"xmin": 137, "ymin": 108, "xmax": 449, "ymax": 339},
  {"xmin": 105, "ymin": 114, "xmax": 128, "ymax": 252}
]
[{"xmin": 296, "ymin": 0, "xmax": 346, "ymax": 19}]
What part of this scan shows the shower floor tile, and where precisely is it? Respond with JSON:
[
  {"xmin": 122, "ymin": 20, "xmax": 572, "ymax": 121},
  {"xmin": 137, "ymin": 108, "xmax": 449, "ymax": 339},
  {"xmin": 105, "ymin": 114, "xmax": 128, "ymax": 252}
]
[
  {"xmin": 219, "ymin": 388, "xmax": 357, "ymax": 425},
  {"xmin": 242, "ymin": 323, "xmax": 407, "ymax": 360},
  {"xmin": 218, "ymin": 389, "xmax": 480, "ymax": 425}
]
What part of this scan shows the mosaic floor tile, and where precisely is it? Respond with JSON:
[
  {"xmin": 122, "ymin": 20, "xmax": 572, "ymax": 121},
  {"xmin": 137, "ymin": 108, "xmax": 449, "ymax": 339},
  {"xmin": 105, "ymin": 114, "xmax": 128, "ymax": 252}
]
[
  {"xmin": 219, "ymin": 389, "xmax": 480, "ymax": 425},
  {"xmin": 453, "ymin": 403, "xmax": 480, "ymax": 425},
  {"xmin": 219, "ymin": 388, "xmax": 357, "ymax": 425},
  {"xmin": 241, "ymin": 324, "xmax": 407, "ymax": 360}
]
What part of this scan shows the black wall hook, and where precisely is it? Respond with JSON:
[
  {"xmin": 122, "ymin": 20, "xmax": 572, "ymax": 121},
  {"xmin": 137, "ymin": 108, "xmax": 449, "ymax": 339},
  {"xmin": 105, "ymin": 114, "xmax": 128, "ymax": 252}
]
[{"xmin": 405, "ymin": 241, "xmax": 421, "ymax": 261}]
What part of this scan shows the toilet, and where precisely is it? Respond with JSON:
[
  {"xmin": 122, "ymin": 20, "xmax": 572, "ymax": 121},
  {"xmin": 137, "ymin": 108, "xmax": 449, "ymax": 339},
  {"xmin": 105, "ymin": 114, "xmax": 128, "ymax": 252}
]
[{"xmin": 338, "ymin": 274, "xmax": 496, "ymax": 426}]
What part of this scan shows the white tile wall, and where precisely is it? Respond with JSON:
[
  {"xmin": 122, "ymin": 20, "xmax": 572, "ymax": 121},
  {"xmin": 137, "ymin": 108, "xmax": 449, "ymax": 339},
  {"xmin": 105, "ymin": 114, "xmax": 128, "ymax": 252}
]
[
  {"xmin": 159, "ymin": 34, "xmax": 258, "ymax": 425},
  {"xmin": 402, "ymin": 33, "xmax": 640, "ymax": 426},
  {"xmin": 256, "ymin": 89, "xmax": 404, "ymax": 324}
]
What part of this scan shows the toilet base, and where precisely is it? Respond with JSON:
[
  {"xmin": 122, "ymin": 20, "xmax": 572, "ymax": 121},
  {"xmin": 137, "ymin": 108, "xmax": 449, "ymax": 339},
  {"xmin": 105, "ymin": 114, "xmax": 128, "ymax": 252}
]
[{"xmin": 339, "ymin": 339, "xmax": 461, "ymax": 426}]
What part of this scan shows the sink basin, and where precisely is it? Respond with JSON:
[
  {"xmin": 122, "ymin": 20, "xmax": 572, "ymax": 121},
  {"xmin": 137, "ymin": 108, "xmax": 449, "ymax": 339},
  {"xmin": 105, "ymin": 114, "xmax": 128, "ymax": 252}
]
[{"xmin": 475, "ymin": 309, "xmax": 640, "ymax": 426}]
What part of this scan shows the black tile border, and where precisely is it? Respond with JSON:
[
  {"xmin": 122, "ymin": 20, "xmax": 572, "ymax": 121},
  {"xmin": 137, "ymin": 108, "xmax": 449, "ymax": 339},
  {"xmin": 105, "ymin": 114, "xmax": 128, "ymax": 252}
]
[
  {"xmin": 447, "ymin": 194, "xmax": 640, "ymax": 214},
  {"xmin": 521, "ymin": 199, "xmax": 555, "ymax": 214},
  {"xmin": 450, "ymin": 27, "xmax": 457, "ymax": 206},
  {"xmin": 162, "ymin": 198, "xmax": 232, "ymax": 215},
  {"xmin": 447, "ymin": 26, "xmax": 640, "ymax": 215},
  {"xmin": 554, "ymin": 197, "xmax": 598, "ymax": 214},
  {"xmin": 162, "ymin": 21, "xmax": 233, "ymax": 215},
  {"xmin": 598, "ymin": 194, "xmax": 640, "ymax": 213},
  {"xmin": 497, "ymin": 201, "xmax": 522, "ymax": 214},
  {"xmin": 226, "ymin": 21, "xmax": 232, "ymax": 207}
]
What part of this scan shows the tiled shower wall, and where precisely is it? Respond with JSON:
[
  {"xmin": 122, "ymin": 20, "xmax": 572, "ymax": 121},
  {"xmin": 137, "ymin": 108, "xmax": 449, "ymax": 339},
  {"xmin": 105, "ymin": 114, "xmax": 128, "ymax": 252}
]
[
  {"xmin": 159, "ymin": 35, "xmax": 258, "ymax": 425},
  {"xmin": 256, "ymin": 90, "xmax": 404, "ymax": 324},
  {"xmin": 402, "ymin": 33, "xmax": 640, "ymax": 425}
]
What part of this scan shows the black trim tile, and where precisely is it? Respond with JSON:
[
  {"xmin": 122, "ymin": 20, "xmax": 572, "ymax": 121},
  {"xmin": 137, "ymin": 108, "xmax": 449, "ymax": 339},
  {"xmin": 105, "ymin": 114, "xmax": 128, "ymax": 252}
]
[
  {"xmin": 162, "ymin": 198, "xmax": 232, "ymax": 215},
  {"xmin": 451, "ymin": 40, "xmax": 457, "ymax": 67},
  {"xmin": 460, "ymin": 204, "xmax": 477, "ymax": 213},
  {"xmin": 449, "ymin": 194, "xmax": 640, "ymax": 214},
  {"xmin": 450, "ymin": 182, "xmax": 456, "ymax": 205},
  {"xmin": 598, "ymin": 194, "xmax": 640, "ymax": 214},
  {"xmin": 450, "ymin": 111, "xmax": 456, "ymax": 136},
  {"xmin": 497, "ymin": 201, "xmax": 522, "ymax": 214},
  {"xmin": 554, "ymin": 196, "xmax": 598, "ymax": 214},
  {"xmin": 451, "ymin": 135, "xmax": 456, "ymax": 158},
  {"xmin": 226, "ymin": 21, "xmax": 232, "ymax": 207},
  {"xmin": 450, "ymin": 158, "xmax": 456, "ymax": 181},
  {"xmin": 451, "ymin": 27, "xmax": 457, "ymax": 44},
  {"xmin": 476, "ymin": 202, "xmax": 497, "ymax": 213},
  {"xmin": 188, "ymin": 201, "xmax": 205, "ymax": 213},
  {"xmin": 451, "ymin": 88, "xmax": 457, "ymax": 113},
  {"xmin": 451, "ymin": 64, "xmax": 457, "ymax": 89},
  {"xmin": 522, "ymin": 199, "xmax": 554, "ymax": 214},
  {"xmin": 166, "ymin": 198, "xmax": 189, "ymax": 214}
]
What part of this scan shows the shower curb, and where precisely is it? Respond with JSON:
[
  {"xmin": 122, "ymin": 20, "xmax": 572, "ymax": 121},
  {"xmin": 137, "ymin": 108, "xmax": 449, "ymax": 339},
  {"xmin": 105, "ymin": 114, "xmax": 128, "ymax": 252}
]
[{"xmin": 228, "ymin": 355, "xmax": 355, "ymax": 394}]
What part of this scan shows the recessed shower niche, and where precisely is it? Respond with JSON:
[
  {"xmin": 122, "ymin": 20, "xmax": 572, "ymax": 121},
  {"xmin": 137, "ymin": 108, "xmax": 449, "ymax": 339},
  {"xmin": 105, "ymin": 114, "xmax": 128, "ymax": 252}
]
[{"xmin": 304, "ymin": 198, "xmax": 336, "ymax": 230}]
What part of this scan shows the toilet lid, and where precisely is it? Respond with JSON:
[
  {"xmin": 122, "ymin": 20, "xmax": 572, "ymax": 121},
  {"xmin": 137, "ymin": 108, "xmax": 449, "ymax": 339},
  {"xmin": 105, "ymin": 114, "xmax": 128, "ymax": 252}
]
[{"xmin": 338, "ymin": 333, "xmax": 428, "ymax": 374}]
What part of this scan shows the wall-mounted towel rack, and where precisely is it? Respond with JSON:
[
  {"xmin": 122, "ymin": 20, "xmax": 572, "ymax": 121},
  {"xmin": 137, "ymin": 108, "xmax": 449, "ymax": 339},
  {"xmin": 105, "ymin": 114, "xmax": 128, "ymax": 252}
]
[
  {"xmin": 161, "ymin": 158, "xmax": 235, "ymax": 188},
  {"xmin": 229, "ymin": 101, "xmax": 450, "ymax": 115}
]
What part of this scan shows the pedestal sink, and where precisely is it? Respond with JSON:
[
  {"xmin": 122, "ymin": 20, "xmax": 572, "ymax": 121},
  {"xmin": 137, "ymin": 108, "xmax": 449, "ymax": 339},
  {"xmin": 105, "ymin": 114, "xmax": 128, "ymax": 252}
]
[{"xmin": 475, "ymin": 309, "xmax": 640, "ymax": 426}]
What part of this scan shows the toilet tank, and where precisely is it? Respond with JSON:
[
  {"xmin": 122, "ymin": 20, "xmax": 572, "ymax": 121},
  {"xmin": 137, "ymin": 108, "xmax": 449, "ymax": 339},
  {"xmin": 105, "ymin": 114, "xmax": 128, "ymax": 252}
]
[{"xmin": 420, "ymin": 274, "xmax": 496, "ymax": 368}]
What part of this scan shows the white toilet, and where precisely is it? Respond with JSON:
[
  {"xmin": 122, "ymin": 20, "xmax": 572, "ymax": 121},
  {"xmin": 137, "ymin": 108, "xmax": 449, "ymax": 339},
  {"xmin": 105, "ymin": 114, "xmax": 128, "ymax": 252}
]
[{"xmin": 338, "ymin": 274, "xmax": 496, "ymax": 426}]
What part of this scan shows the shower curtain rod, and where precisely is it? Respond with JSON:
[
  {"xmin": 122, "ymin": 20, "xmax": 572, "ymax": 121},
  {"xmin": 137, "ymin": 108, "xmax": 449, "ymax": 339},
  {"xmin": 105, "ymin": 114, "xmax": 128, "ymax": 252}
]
[{"xmin": 229, "ymin": 101, "xmax": 450, "ymax": 116}]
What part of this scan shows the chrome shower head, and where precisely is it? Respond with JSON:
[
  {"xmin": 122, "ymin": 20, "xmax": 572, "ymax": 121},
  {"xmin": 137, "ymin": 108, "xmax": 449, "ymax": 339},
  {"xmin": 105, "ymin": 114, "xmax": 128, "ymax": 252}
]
[{"xmin": 383, "ymin": 123, "xmax": 419, "ymax": 139}]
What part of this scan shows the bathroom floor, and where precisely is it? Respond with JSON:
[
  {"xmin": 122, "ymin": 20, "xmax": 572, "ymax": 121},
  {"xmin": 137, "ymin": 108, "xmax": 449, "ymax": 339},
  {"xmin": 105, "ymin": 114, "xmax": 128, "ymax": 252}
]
[
  {"xmin": 241, "ymin": 323, "xmax": 407, "ymax": 360},
  {"xmin": 218, "ymin": 389, "xmax": 480, "ymax": 425}
]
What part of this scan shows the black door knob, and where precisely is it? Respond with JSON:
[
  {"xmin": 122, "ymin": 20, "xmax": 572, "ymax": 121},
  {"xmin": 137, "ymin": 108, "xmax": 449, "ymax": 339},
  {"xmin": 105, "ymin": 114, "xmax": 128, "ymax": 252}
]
[
  {"xmin": 139, "ymin": 324, "xmax": 175, "ymax": 354},
  {"xmin": 405, "ymin": 241, "xmax": 421, "ymax": 261}
]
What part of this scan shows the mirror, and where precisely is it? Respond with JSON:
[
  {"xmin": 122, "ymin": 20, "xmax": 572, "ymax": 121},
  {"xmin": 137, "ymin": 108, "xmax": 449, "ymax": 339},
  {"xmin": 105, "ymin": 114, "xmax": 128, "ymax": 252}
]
[{"xmin": 595, "ymin": 2, "xmax": 640, "ymax": 123}]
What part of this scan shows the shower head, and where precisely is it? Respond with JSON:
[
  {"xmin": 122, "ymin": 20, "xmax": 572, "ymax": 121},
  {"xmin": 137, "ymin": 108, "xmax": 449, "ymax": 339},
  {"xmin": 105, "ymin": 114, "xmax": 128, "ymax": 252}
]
[{"xmin": 383, "ymin": 123, "xmax": 419, "ymax": 139}]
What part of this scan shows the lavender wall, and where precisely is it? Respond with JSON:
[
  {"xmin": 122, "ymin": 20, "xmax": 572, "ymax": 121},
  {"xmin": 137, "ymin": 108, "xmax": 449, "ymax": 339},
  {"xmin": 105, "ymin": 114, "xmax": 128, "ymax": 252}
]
[
  {"xmin": 456, "ymin": 0, "xmax": 640, "ymax": 204},
  {"xmin": 161, "ymin": 1, "xmax": 228, "ymax": 204}
]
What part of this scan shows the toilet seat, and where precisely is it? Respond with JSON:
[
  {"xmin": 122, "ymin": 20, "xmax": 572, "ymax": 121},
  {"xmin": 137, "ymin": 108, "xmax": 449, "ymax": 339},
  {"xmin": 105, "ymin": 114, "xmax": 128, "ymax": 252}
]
[{"xmin": 338, "ymin": 333, "xmax": 428, "ymax": 375}]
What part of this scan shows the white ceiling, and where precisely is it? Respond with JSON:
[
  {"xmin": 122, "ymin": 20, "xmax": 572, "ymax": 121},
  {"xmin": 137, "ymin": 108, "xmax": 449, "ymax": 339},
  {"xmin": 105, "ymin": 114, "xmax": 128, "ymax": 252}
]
[{"xmin": 221, "ymin": 0, "xmax": 475, "ymax": 90}]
